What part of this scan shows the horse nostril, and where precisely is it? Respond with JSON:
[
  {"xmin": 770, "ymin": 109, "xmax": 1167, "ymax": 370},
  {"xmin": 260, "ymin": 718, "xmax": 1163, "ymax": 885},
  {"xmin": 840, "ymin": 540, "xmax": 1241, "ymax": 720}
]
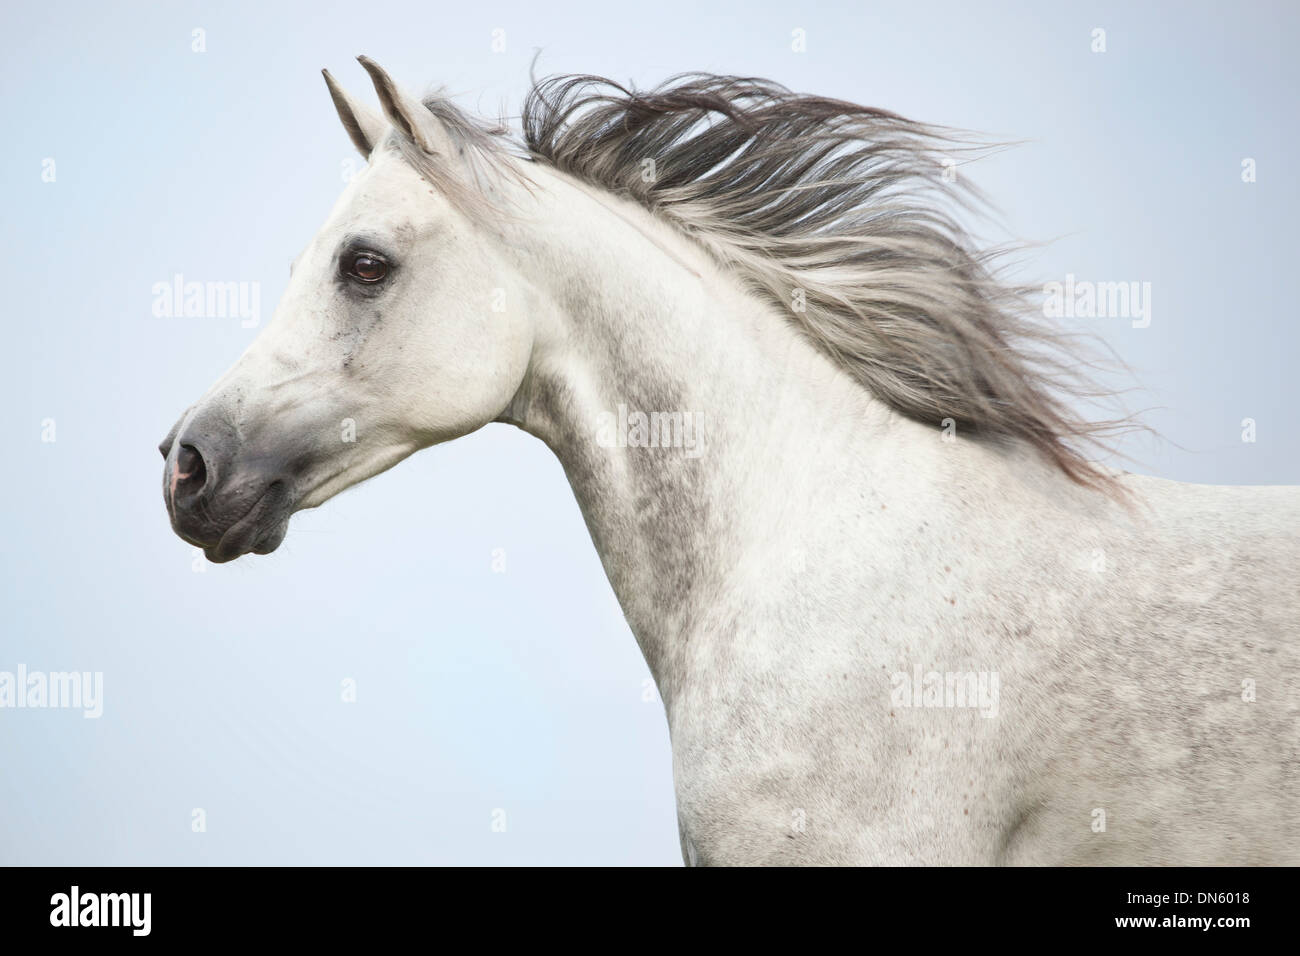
[{"xmin": 175, "ymin": 443, "xmax": 207, "ymax": 495}]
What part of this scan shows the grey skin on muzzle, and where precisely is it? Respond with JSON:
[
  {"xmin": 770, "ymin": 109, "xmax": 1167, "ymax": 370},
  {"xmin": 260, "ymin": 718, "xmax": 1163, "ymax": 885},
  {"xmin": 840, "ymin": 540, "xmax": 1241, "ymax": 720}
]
[{"xmin": 158, "ymin": 401, "xmax": 299, "ymax": 564}]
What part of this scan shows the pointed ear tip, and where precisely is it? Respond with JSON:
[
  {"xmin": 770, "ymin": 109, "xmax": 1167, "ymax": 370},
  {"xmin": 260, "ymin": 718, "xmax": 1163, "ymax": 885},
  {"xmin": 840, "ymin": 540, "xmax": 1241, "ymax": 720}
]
[{"xmin": 356, "ymin": 55, "xmax": 389, "ymax": 79}]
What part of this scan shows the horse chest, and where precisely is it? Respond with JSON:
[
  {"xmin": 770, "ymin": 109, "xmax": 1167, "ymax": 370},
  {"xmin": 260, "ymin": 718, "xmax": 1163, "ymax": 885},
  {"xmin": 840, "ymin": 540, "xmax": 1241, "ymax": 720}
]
[{"xmin": 665, "ymin": 668, "xmax": 1010, "ymax": 864}]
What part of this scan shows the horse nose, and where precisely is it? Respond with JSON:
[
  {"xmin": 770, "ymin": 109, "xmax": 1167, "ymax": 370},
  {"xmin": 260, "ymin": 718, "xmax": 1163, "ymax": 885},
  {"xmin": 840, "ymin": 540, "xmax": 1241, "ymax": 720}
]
[
  {"xmin": 158, "ymin": 416, "xmax": 183, "ymax": 459},
  {"xmin": 162, "ymin": 406, "xmax": 234, "ymax": 512},
  {"xmin": 173, "ymin": 443, "xmax": 209, "ymax": 500}
]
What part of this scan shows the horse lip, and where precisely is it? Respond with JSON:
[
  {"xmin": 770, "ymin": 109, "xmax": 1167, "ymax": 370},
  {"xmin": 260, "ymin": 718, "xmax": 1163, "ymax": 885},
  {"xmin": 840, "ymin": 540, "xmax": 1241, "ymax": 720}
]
[{"xmin": 204, "ymin": 481, "xmax": 291, "ymax": 563}]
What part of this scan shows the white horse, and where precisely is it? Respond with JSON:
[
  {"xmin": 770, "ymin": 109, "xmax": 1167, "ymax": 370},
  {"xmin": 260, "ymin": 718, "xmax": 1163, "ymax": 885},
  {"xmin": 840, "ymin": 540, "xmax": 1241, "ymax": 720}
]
[{"xmin": 160, "ymin": 58, "xmax": 1299, "ymax": 865}]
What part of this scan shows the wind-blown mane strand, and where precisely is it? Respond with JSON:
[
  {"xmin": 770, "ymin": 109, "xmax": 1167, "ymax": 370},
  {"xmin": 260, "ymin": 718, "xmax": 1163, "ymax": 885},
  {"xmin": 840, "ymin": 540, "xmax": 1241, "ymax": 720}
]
[{"xmin": 515, "ymin": 73, "xmax": 1130, "ymax": 488}]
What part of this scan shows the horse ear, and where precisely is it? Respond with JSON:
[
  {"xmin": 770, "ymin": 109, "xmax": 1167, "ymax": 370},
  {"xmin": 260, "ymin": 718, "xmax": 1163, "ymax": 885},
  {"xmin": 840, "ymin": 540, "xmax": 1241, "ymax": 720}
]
[
  {"xmin": 322, "ymin": 69, "xmax": 386, "ymax": 158},
  {"xmin": 356, "ymin": 55, "xmax": 450, "ymax": 156}
]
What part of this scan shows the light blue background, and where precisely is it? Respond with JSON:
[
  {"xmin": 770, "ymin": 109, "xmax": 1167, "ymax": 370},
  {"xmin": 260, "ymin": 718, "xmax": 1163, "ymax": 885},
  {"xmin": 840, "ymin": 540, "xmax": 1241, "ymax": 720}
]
[{"xmin": 1, "ymin": 0, "xmax": 1296, "ymax": 865}]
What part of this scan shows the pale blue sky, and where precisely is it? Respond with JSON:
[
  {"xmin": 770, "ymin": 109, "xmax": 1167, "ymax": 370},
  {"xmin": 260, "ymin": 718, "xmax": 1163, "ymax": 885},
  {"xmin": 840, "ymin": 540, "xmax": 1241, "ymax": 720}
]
[{"xmin": 1, "ymin": 0, "xmax": 1296, "ymax": 864}]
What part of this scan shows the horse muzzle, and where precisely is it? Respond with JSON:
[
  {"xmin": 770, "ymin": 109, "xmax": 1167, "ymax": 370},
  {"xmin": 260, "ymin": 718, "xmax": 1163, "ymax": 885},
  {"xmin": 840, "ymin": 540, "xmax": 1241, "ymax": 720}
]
[{"xmin": 159, "ymin": 410, "xmax": 296, "ymax": 563}]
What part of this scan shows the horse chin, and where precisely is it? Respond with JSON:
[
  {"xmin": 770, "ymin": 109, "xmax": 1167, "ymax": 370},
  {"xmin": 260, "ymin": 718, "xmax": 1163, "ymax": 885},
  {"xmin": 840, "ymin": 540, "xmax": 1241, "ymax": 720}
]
[
  {"xmin": 251, "ymin": 517, "xmax": 290, "ymax": 555},
  {"xmin": 203, "ymin": 484, "xmax": 293, "ymax": 563}
]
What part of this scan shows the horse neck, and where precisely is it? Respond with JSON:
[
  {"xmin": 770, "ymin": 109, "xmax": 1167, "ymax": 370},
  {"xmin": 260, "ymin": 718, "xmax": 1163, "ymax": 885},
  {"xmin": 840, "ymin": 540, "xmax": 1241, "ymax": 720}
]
[{"xmin": 498, "ymin": 168, "xmax": 913, "ymax": 693}]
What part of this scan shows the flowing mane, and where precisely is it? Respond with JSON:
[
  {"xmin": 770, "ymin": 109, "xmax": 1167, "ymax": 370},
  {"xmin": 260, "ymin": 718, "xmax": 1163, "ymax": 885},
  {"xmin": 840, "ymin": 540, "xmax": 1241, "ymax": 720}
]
[{"xmin": 411, "ymin": 73, "xmax": 1129, "ymax": 487}]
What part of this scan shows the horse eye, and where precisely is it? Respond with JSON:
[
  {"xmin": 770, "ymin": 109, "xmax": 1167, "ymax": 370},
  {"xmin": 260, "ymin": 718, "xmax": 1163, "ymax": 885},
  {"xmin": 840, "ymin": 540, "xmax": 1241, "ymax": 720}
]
[{"xmin": 345, "ymin": 252, "xmax": 389, "ymax": 284}]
